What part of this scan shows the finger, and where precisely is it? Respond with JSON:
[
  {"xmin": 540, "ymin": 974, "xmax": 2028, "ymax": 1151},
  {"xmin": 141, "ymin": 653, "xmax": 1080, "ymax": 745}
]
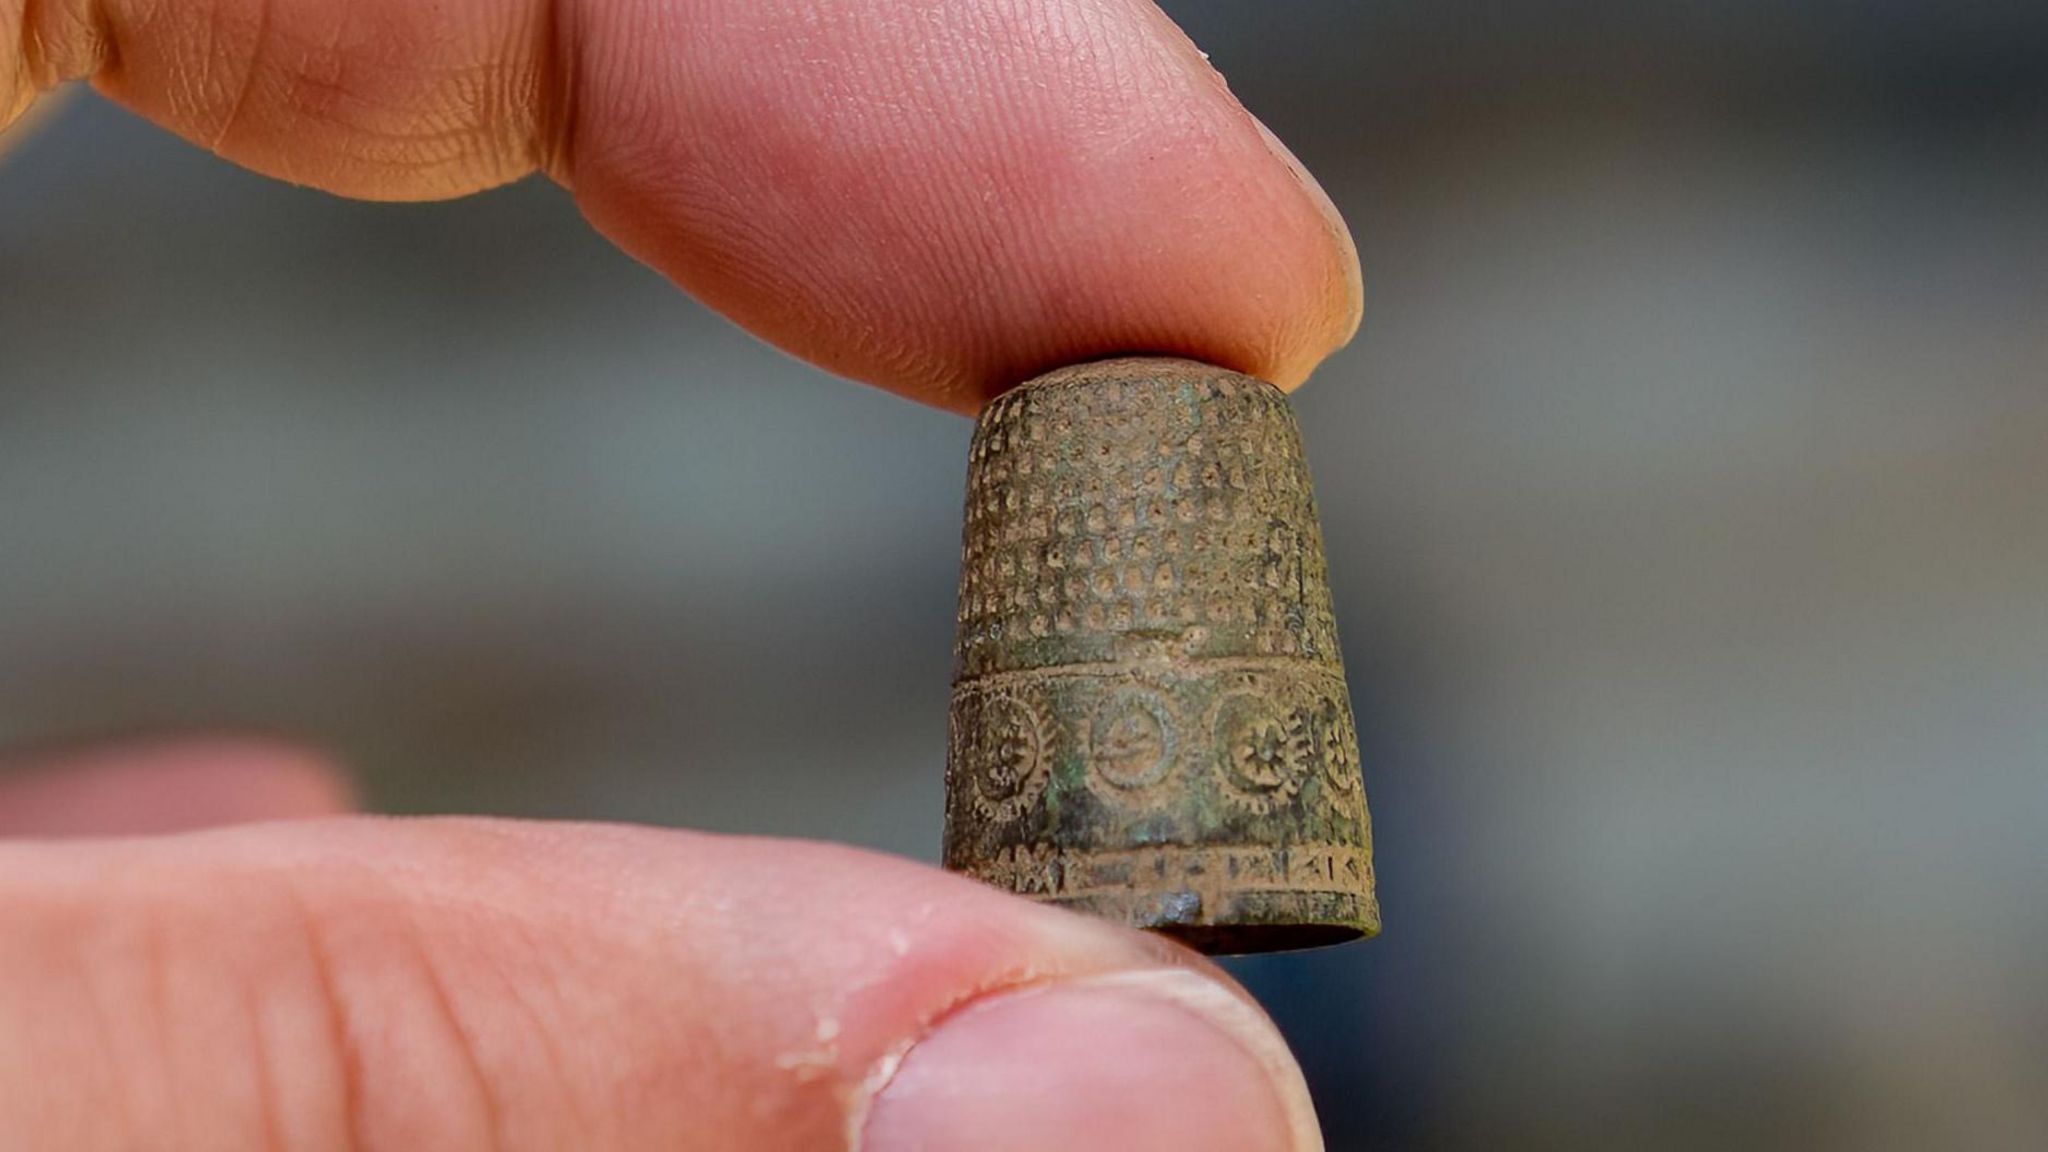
[
  {"xmin": 0, "ymin": 737, "xmax": 356, "ymax": 837},
  {"xmin": 0, "ymin": 81, "xmax": 65, "ymax": 161},
  {"xmin": 4, "ymin": 0, "xmax": 1360, "ymax": 410},
  {"xmin": 0, "ymin": 819, "xmax": 1323, "ymax": 1151}
]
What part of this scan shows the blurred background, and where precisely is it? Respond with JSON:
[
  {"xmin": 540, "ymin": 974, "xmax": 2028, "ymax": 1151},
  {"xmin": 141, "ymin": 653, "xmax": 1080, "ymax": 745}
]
[{"xmin": 4, "ymin": 2, "xmax": 2046, "ymax": 1147}]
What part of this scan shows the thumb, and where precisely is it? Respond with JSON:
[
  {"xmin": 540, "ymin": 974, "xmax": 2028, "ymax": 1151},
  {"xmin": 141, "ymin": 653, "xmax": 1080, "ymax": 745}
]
[{"xmin": 0, "ymin": 817, "xmax": 1323, "ymax": 1151}]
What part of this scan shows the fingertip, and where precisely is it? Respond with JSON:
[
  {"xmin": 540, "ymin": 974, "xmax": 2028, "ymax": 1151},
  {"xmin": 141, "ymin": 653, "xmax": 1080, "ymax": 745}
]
[
  {"xmin": 859, "ymin": 969, "xmax": 1320, "ymax": 1152},
  {"xmin": 563, "ymin": 0, "xmax": 1364, "ymax": 409},
  {"xmin": 0, "ymin": 735, "xmax": 358, "ymax": 837},
  {"xmin": 1243, "ymin": 114, "xmax": 1365, "ymax": 390}
]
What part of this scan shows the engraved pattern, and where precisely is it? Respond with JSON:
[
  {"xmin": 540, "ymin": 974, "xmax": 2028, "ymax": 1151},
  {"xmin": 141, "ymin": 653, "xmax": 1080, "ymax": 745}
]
[
  {"xmin": 975, "ymin": 842, "xmax": 1374, "ymax": 902},
  {"xmin": 949, "ymin": 659, "xmax": 1360, "ymax": 817},
  {"xmin": 1086, "ymin": 686, "xmax": 1180, "ymax": 794},
  {"xmin": 955, "ymin": 688, "xmax": 1053, "ymax": 825},
  {"xmin": 1209, "ymin": 681, "xmax": 1313, "ymax": 815},
  {"xmin": 1312, "ymin": 696, "xmax": 1363, "ymax": 794}
]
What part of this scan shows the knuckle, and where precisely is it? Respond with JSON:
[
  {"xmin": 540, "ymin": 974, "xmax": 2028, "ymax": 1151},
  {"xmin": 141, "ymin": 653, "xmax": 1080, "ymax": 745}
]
[{"xmin": 259, "ymin": 856, "xmax": 528, "ymax": 1150}]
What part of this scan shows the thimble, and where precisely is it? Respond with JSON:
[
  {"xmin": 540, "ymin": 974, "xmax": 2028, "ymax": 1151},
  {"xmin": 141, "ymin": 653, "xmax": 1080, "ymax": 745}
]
[{"xmin": 945, "ymin": 358, "xmax": 1377, "ymax": 954}]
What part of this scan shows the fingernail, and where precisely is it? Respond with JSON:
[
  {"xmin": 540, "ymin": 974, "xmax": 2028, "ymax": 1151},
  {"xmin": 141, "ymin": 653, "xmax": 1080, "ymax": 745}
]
[
  {"xmin": 1250, "ymin": 114, "xmax": 1365, "ymax": 344},
  {"xmin": 859, "ymin": 969, "xmax": 1322, "ymax": 1152}
]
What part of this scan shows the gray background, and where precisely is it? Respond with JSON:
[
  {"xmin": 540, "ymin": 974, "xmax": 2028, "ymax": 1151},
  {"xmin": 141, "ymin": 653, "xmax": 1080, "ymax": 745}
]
[{"xmin": 4, "ymin": 2, "xmax": 2046, "ymax": 1148}]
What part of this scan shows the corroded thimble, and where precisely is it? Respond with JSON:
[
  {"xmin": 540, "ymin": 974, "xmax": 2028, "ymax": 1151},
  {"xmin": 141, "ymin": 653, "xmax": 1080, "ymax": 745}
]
[{"xmin": 944, "ymin": 358, "xmax": 1377, "ymax": 954}]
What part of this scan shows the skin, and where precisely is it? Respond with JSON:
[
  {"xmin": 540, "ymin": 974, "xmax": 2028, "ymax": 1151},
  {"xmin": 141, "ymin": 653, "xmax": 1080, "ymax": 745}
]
[{"xmin": 1, "ymin": 1, "xmax": 1362, "ymax": 1148}]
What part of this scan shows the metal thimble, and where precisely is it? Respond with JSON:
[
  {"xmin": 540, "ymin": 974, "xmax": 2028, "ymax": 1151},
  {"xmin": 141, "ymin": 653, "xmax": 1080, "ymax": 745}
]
[{"xmin": 944, "ymin": 358, "xmax": 1377, "ymax": 954}]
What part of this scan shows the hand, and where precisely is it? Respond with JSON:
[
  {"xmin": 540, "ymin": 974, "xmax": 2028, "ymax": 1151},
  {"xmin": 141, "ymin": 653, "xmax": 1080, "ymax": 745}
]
[
  {"xmin": 4, "ymin": 0, "xmax": 1360, "ymax": 411},
  {"xmin": 1, "ymin": 2, "xmax": 1359, "ymax": 1149}
]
